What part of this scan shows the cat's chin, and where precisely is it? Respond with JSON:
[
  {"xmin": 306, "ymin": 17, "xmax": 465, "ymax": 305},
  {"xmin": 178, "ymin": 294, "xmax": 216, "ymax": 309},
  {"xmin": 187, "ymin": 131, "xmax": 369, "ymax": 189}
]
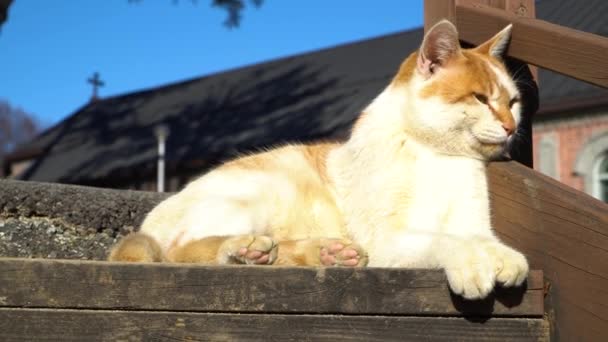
[{"xmin": 474, "ymin": 141, "xmax": 508, "ymax": 160}]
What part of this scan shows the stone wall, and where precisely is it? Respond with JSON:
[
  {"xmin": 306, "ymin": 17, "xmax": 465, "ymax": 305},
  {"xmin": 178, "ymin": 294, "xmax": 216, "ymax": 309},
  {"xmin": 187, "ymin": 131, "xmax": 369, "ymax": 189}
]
[{"xmin": 0, "ymin": 179, "xmax": 169, "ymax": 260}]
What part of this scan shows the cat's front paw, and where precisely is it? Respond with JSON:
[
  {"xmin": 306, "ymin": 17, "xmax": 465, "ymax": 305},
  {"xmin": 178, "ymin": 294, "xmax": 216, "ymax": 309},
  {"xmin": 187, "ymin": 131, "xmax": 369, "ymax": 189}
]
[
  {"xmin": 485, "ymin": 241, "xmax": 529, "ymax": 287},
  {"xmin": 444, "ymin": 247, "xmax": 496, "ymax": 300}
]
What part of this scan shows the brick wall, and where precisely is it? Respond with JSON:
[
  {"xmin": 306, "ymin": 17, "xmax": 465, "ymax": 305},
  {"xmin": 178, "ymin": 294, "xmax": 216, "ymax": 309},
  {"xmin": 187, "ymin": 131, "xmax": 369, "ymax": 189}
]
[{"xmin": 532, "ymin": 109, "xmax": 608, "ymax": 199}]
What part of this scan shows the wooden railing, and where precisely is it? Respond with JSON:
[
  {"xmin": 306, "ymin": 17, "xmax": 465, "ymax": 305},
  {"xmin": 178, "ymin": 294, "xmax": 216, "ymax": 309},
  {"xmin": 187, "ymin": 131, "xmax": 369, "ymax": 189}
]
[
  {"xmin": 427, "ymin": 0, "xmax": 608, "ymax": 87},
  {"xmin": 425, "ymin": 1, "xmax": 608, "ymax": 341},
  {"xmin": 457, "ymin": 4, "xmax": 608, "ymax": 87}
]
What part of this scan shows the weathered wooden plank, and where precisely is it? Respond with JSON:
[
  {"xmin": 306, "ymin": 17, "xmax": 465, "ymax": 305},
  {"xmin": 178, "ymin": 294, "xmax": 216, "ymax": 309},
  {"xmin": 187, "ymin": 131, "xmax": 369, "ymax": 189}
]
[
  {"xmin": 455, "ymin": 3, "xmax": 608, "ymax": 88},
  {"xmin": 489, "ymin": 161, "xmax": 608, "ymax": 341},
  {"xmin": 0, "ymin": 308, "xmax": 550, "ymax": 342},
  {"xmin": 0, "ymin": 257, "xmax": 543, "ymax": 317}
]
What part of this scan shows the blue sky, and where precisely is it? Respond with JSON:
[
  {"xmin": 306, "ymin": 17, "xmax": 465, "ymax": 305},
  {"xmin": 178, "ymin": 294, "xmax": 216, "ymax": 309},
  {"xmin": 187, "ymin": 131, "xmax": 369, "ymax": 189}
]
[{"xmin": 0, "ymin": 0, "xmax": 422, "ymax": 126}]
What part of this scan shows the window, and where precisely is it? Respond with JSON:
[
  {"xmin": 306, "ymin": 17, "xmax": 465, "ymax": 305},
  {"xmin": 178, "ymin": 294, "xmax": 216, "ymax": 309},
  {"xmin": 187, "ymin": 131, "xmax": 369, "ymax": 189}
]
[
  {"xmin": 574, "ymin": 132, "xmax": 608, "ymax": 198},
  {"xmin": 594, "ymin": 155, "xmax": 608, "ymax": 202},
  {"xmin": 539, "ymin": 135, "xmax": 558, "ymax": 179}
]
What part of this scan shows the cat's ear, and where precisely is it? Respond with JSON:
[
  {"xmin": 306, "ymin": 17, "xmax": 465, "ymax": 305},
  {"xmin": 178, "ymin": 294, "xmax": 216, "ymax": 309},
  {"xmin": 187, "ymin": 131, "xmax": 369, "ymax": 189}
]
[
  {"xmin": 417, "ymin": 19, "xmax": 461, "ymax": 78},
  {"xmin": 475, "ymin": 24, "xmax": 512, "ymax": 58}
]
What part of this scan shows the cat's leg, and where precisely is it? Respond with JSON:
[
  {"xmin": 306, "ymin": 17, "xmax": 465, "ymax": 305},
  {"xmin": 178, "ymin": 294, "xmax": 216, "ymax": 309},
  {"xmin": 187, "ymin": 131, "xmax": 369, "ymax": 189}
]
[
  {"xmin": 169, "ymin": 235, "xmax": 278, "ymax": 265},
  {"xmin": 371, "ymin": 232, "xmax": 499, "ymax": 300},
  {"xmin": 107, "ymin": 232, "xmax": 165, "ymax": 262},
  {"xmin": 275, "ymin": 238, "xmax": 368, "ymax": 267}
]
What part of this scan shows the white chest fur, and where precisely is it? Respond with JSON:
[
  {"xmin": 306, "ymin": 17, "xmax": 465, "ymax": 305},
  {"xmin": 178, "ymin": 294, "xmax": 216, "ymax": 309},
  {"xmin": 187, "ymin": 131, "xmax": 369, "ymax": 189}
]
[
  {"xmin": 332, "ymin": 134, "xmax": 495, "ymax": 268},
  {"xmin": 404, "ymin": 149, "xmax": 492, "ymax": 237}
]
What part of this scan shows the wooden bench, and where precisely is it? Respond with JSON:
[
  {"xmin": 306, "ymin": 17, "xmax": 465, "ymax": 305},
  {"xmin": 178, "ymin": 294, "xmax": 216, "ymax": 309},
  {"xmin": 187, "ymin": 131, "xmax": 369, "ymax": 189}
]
[{"xmin": 0, "ymin": 258, "xmax": 547, "ymax": 341}]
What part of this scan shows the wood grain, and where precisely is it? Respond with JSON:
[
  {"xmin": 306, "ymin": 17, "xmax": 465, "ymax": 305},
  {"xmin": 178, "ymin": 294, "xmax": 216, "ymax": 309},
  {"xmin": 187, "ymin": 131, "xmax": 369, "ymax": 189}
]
[
  {"xmin": 489, "ymin": 161, "xmax": 608, "ymax": 341},
  {"xmin": 0, "ymin": 308, "xmax": 550, "ymax": 342},
  {"xmin": 424, "ymin": 0, "xmax": 456, "ymax": 32},
  {"xmin": 0, "ymin": 257, "xmax": 543, "ymax": 317},
  {"xmin": 455, "ymin": 3, "xmax": 608, "ymax": 88}
]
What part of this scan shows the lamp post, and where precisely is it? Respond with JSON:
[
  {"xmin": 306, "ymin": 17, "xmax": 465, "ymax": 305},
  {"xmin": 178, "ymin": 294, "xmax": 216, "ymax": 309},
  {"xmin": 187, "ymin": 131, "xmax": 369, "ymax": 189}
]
[{"xmin": 154, "ymin": 124, "xmax": 170, "ymax": 193}]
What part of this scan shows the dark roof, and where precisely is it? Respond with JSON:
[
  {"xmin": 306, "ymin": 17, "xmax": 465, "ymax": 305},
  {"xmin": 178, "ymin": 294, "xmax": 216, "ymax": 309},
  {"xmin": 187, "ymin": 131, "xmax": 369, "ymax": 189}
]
[
  {"xmin": 535, "ymin": 0, "xmax": 608, "ymax": 111},
  {"xmin": 9, "ymin": 0, "xmax": 608, "ymax": 185},
  {"xmin": 16, "ymin": 29, "xmax": 424, "ymax": 184}
]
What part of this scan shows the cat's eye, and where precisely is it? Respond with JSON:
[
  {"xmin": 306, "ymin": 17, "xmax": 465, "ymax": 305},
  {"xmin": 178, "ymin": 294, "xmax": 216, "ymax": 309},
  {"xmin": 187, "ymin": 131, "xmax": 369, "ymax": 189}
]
[
  {"xmin": 473, "ymin": 93, "xmax": 488, "ymax": 105},
  {"xmin": 509, "ymin": 97, "xmax": 520, "ymax": 108}
]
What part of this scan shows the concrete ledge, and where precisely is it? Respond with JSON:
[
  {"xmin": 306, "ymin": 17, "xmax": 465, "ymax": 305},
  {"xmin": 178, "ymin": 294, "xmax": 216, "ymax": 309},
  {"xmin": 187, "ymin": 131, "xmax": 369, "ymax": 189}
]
[{"xmin": 0, "ymin": 180, "xmax": 168, "ymax": 260}]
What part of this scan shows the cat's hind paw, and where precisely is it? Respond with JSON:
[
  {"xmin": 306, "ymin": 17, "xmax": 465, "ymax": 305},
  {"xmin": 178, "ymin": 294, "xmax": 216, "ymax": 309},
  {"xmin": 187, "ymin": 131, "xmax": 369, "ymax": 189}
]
[
  {"xmin": 319, "ymin": 239, "xmax": 368, "ymax": 267},
  {"xmin": 108, "ymin": 232, "xmax": 164, "ymax": 262},
  {"xmin": 233, "ymin": 235, "xmax": 278, "ymax": 265}
]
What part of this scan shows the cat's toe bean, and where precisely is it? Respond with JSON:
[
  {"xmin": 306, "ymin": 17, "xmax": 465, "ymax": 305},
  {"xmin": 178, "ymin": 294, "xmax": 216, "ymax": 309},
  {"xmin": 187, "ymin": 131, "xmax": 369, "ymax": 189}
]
[
  {"xmin": 320, "ymin": 253, "xmax": 337, "ymax": 265},
  {"xmin": 246, "ymin": 250, "xmax": 263, "ymax": 259},
  {"xmin": 317, "ymin": 240, "xmax": 367, "ymax": 267},
  {"xmin": 339, "ymin": 249, "xmax": 359, "ymax": 259},
  {"xmin": 340, "ymin": 258, "xmax": 360, "ymax": 267},
  {"xmin": 254, "ymin": 254, "xmax": 270, "ymax": 264},
  {"xmin": 329, "ymin": 243, "xmax": 345, "ymax": 252}
]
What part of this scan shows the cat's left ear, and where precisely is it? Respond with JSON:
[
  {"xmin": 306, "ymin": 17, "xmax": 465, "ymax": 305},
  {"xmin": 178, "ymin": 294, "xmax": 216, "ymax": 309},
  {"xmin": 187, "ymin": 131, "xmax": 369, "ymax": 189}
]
[
  {"xmin": 474, "ymin": 24, "xmax": 512, "ymax": 58},
  {"xmin": 417, "ymin": 20, "xmax": 462, "ymax": 79}
]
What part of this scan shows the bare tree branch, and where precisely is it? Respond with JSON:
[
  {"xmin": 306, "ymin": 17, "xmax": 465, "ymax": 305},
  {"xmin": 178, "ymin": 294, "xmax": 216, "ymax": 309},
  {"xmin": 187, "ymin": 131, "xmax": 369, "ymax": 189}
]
[
  {"xmin": 128, "ymin": 0, "xmax": 264, "ymax": 28},
  {"xmin": 212, "ymin": 0, "xmax": 263, "ymax": 28},
  {"xmin": 0, "ymin": 0, "xmax": 13, "ymax": 30},
  {"xmin": 0, "ymin": 100, "xmax": 40, "ymax": 158}
]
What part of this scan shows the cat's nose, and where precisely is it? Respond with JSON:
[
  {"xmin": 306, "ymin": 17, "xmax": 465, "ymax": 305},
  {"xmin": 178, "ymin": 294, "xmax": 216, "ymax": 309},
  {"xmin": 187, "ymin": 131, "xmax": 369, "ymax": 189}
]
[{"xmin": 502, "ymin": 122, "xmax": 515, "ymax": 136}]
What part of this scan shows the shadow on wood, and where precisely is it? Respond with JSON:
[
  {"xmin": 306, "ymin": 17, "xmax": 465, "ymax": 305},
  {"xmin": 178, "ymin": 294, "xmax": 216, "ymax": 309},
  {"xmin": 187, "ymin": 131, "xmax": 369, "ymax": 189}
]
[{"xmin": 450, "ymin": 280, "xmax": 532, "ymax": 323}]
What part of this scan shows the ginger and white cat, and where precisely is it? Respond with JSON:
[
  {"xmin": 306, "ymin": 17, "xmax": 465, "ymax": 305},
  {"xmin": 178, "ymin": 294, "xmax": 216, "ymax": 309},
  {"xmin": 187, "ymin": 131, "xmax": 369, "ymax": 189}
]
[{"xmin": 109, "ymin": 20, "xmax": 529, "ymax": 300}]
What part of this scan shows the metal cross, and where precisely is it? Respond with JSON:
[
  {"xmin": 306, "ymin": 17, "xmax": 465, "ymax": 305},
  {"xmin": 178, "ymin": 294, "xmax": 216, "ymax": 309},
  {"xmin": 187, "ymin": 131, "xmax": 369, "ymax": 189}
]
[{"xmin": 87, "ymin": 72, "xmax": 105, "ymax": 100}]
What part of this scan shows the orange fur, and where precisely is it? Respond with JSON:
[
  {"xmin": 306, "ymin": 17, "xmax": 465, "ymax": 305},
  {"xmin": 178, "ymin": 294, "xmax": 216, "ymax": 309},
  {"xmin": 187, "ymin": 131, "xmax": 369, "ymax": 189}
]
[
  {"xmin": 392, "ymin": 51, "xmax": 419, "ymax": 85},
  {"xmin": 108, "ymin": 233, "xmax": 164, "ymax": 262},
  {"xmin": 274, "ymin": 238, "xmax": 368, "ymax": 266},
  {"xmin": 168, "ymin": 236, "xmax": 226, "ymax": 263},
  {"xmin": 115, "ymin": 232, "xmax": 367, "ymax": 267}
]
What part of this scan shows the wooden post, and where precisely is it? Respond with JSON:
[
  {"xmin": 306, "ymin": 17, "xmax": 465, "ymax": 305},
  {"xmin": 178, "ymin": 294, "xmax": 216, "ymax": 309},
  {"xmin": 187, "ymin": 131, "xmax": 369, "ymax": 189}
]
[
  {"xmin": 423, "ymin": 0, "xmax": 537, "ymax": 168},
  {"xmin": 424, "ymin": 0, "xmax": 456, "ymax": 32}
]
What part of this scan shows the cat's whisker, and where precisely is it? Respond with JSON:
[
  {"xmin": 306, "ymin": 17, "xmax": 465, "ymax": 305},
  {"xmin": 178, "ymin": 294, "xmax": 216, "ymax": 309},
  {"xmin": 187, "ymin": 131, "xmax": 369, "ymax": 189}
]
[
  {"xmin": 513, "ymin": 77, "xmax": 536, "ymax": 90},
  {"xmin": 510, "ymin": 64, "xmax": 528, "ymax": 80}
]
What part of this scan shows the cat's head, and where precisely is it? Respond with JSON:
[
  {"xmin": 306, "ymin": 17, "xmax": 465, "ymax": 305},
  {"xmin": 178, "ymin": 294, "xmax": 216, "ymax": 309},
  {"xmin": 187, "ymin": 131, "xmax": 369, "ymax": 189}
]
[{"xmin": 395, "ymin": 20, "xmax": 520, "ymax": 160}]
